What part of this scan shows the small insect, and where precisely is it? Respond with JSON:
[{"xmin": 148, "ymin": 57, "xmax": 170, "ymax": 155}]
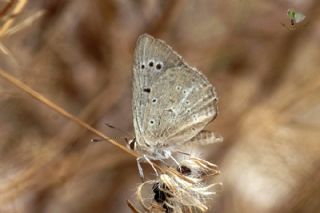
[
  {"xmin": 129, "ymin": 34, "xmax": 222, "ymax": 180},
  {"xmin": 287, "ymin": 9, "xmax": 305, "ymax": 26}
]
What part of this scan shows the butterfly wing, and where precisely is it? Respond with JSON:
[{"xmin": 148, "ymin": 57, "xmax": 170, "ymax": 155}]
[
  {"xmin": 132, "ymin": 34, "xmax": 218, "ymax": 150},
  {"xmin": 141, "ymin": 66, "xmax": 218, "ymax": 147},
  {"xmin": 186, "ymin": 130, "xmax": 223, "ymax": 146},
  {"xmin": 294, "ymin": 12, "xmax": 305, "ymax": 23},
  {"xmin": 132, "ymin": 34, "xmax": 185, "ymax": 145}
]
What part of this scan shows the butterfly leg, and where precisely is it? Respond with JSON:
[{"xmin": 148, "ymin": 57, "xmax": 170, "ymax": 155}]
[
  {"xmin": 144, "ymin": 155, "xmax": 159, "ymax": 176},
  {"xmin": 136, "ymin": 156, "xmax": 145, "ymax": 181},
  {"xmin": 169, "ymin": 154, "xmax": 182, "ymax": 172},
  {"xmin": 136, "ymin": 155, "xmax": 159, "ymax": 181}
]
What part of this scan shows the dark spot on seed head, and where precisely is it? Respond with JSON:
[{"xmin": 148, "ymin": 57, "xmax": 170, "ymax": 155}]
[
  {"xmin": 152, "ymin": 183, "xmax": 166, "ymax": 203},
  {"xmin": 179, "ymin": 165, "xmax": 192, "ymax": 176}
]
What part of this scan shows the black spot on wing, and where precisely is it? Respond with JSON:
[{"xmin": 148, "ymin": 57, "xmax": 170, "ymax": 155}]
[{"xmin": 143, "ymin": 88, "xmax": 151, "ymax": 93}]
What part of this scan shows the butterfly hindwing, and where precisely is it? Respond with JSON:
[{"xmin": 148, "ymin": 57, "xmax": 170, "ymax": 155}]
[
  {"xmin": 141, "ymin": 66, "xmax": 218, "ymax": 146},
  {"xmin": 132, "ymin": 34, "xmax": 185, "ymax": 144}
]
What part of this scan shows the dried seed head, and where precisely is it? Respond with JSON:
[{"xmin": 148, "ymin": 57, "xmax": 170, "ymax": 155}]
[
  {"xmin": 177, "ymin": 157, "xmax": 220, "ymax": 178},
  {"xmin": 136, "ymin": 169, "xmax": 222, "ymax": 213}
]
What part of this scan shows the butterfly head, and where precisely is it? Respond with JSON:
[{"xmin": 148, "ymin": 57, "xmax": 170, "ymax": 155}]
[
  {"xmin": 127, "ymin": 137, "xmax": 152, "ymax": 154},
  {"xmin": 127, "ymin": 137, "xmax": 173, "ymax": 160}
]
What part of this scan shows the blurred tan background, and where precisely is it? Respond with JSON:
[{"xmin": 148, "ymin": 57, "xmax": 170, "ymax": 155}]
[{"xmin": 0, "ymin": 0, "xmax": 320, "ymax": 212}]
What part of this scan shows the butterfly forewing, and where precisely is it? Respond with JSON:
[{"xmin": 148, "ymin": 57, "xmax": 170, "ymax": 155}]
[{"xmin": 132, "ymin": 34, "xmax": 185, "ymax": 144}]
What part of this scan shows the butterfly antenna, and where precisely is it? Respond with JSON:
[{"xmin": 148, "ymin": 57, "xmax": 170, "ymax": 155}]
[
  {"xmin": 90, "ymin": 123, "xmax": 133, "ymax": 144},
  {"xmin": 91, "ymin": 136, "xmax": 131, "ymax": 143},
  {"xmin": 104, "ymin": 122, "xmax": 133, "ymax": 137}
]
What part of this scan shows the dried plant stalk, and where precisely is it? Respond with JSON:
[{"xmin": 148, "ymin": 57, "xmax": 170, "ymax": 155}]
[{"xmin": 0, "ymin": 0, "xmax": 27, "ymax": 37}]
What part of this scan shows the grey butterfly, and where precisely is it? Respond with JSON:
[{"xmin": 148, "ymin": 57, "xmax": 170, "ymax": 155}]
[{"xmin": 129, "ymin": 34, "xmax": 222, "ymax": 179}]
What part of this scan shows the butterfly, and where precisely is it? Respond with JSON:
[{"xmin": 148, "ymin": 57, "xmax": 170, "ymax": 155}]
[{"xmin": 129, "ymin": 34, "xmax": 222, "ymax": 179}]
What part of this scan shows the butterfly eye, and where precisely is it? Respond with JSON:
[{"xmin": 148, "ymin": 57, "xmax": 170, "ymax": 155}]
[
  {"xmin": 176, "ymin": 86, "xmax": 181, "ymax": 90},
  {"xmin": 149, "ymin": 119, "xmax": 155, "ymax": 125},
  {"xmin": 152, "ymin": 98, "xmax": 157, "ymax": 103},
  {"xmin": 128, "ymin": 138, "xmax": 136, "ymax": 150}
]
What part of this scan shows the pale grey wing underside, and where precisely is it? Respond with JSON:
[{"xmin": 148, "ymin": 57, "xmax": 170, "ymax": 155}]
[
  {"xmin": 142, "ymin": 66, "xmax": 218, "ymax": 146},
  {"xmin": 186, "ymin": 130, "xmax": 223, "ymax": 146},
  {"xmin": 132, "ymin": 34, "xmax": 186, "ymax": 144}
]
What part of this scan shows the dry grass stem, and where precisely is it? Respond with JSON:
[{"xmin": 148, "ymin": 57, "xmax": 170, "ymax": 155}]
[
  {"xmin": 5, "ymin": 10, "xmax": 45, "ymax": 36},
  {"xmin": 0, "ymin": 0, "xmax": 27, "ymax": 37},
  {"xmin": 0, "ymin": 68, "xmax": 136, "ymax": 157}
]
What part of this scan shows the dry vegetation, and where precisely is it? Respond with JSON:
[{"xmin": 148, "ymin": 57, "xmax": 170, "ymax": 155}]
[{"xmin": 0, "ymin": 0, "xmax": 319, "ymax": 212}]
